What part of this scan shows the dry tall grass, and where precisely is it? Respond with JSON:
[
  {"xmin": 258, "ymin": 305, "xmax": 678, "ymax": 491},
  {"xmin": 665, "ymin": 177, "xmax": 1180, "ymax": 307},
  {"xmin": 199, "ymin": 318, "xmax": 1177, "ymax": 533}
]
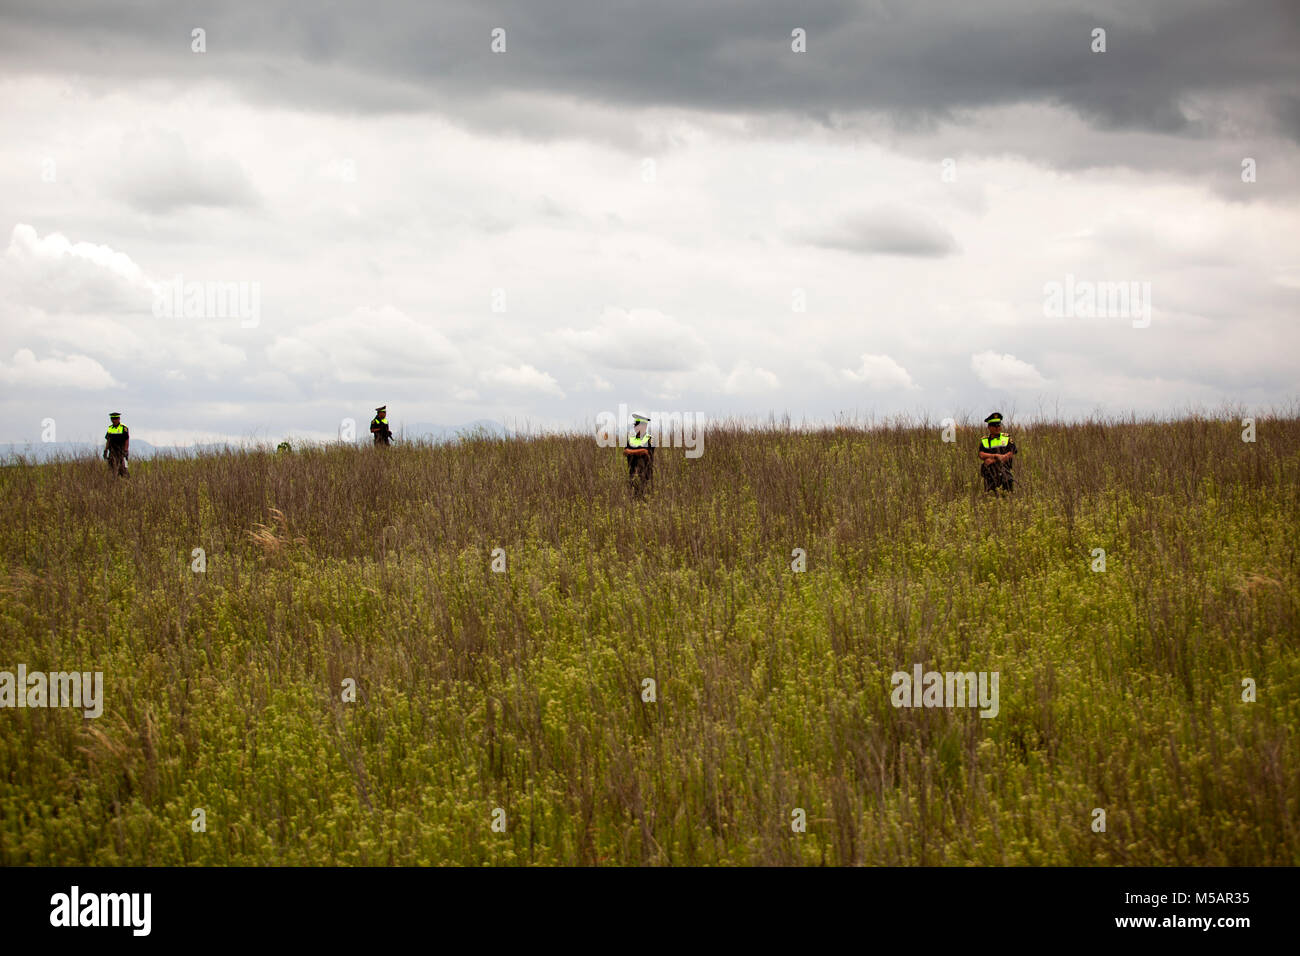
[{"xmin": 1, "ymin": 414, "xmax": 1296, "ymax": 864}]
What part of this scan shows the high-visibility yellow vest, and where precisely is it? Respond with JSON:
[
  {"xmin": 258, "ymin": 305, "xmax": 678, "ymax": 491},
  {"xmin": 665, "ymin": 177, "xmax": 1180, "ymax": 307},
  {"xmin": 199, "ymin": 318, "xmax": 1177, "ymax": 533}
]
[
  {"xmin": 981, "ymin": 434, "xmax": 1010, "ymax": 449},
  {"xmin": 107, "ymin": 424, "xmax": 126, "ymax": 435},
  {"xmin": 627, "ymin": 431, "xmax": 651, "ymax": 448}
]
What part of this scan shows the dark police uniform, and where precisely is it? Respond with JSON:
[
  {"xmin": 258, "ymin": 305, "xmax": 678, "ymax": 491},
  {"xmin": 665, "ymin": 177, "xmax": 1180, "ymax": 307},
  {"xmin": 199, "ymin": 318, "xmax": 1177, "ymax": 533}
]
[
  {"xmin": 625, "ymin": 416, "xmax": 655, "ymax": 498},
  {"xmin": 979, "ymin": 431, "xmax": 1017, "ymax": 492},
  {"xmin": 104, "ymin": 417, "xmax": 129, "ymax": 477},
  {"xmin": 370, "ymin": 407, "xmax": 392, "ymax": 447}
]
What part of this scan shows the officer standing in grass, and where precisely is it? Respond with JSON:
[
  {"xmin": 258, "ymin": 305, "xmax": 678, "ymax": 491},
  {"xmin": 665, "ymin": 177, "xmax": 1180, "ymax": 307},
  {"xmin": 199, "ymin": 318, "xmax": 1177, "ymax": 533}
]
[
  {"xmin": 370, "ymin": 405, "xmax": 393, "ymax": 447},
  {"xmin": 624, "ymin": 413, "xmax": 655, "ymax": 498},
  {"xmin": 978, "ymin": 412, "xmax": 1017, "ymax": 493},
  {"xmin": 103, "ymin": 411, "xmax": 129, "ymax": 477}
]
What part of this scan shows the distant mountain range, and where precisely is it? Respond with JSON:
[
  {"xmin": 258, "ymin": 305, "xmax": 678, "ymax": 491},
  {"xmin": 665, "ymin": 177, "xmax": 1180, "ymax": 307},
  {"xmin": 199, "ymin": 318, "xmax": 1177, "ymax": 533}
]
[{"xmin": 0, "ymin": 420, "xmax": 510, "ymax": 464}]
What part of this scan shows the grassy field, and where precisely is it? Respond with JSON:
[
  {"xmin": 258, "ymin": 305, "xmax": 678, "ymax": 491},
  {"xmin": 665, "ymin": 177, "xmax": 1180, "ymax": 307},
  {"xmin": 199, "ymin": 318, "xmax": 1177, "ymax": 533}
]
[{"xmin": 1, "ymin": 415, "xmax": 1297, "ymax": 865}]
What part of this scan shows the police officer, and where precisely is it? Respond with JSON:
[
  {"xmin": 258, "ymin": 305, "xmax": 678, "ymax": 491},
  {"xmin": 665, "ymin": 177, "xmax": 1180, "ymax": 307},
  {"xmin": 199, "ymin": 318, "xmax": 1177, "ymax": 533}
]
[
  {"xmin": 370, "ymin": 406, "xmax": 393, "ymax": 446},
  {"xmin": 103, "ymin": 412, "xmax": 130, "ymax": 477},
  {"xmin": 624, "ymin": 413, "xmax": 655, "ymax": 498},
  {"xmin": 978, "ymin": 412, "xmax": 1017, "ymax": 492}
]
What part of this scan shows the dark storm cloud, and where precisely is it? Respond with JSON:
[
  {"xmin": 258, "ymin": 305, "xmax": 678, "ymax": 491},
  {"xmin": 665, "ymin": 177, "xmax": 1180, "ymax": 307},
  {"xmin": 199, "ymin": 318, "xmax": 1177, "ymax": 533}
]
[{"xmin": 0, "ymin": 0, "xmax": 1296, "ymax": 142}]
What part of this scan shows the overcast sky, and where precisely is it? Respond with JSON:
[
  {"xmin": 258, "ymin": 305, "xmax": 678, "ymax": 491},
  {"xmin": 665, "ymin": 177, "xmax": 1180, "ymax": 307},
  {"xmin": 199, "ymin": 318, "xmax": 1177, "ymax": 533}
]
[{"xmin": 1, "ymin": 0, "xmax": 1297, "ymax": 445}]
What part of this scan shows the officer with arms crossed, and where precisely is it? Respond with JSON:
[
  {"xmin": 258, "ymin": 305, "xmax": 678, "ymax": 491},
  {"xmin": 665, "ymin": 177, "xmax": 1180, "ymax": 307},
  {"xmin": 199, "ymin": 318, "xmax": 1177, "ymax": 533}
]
[
  {"xmin": 978, "ymin": 411, "xmax": 1017, "ymax": 493},
  {"xmin": 624, "ymin": 413, "xmax": 655, "ymax": 498}
]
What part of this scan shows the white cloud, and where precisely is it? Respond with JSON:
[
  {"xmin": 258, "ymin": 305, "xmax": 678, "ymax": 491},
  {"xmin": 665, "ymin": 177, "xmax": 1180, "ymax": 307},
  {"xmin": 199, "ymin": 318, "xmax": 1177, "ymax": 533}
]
[
  {"xmin": 723, "ymin": 360, "xmax": 780, "ymax": 394},
  {"xmin": 0, "ymin": 72, "xmax": 1296, "ymax": 440},
  {"xmin": 840, "ymin": 353, "xmax": 917, "ymax": 390},
  {"xmin": 112, "ymin": 128, "xmax": 260, "ymax": 214},
  {"xmin": 0, "ymin": 349, "xmax": 120, "ymax": 389},
  {"xmin": 970, "ymin": 351, "xmax": 1048, "ymax": 389},
  {"xmin": 802, "ymin": 205, "xmax": 959, "ymax": 258},
  {"xmin": 266, "ymin": 306, "xmax": 460, "ymax": 383},
  {"xmin": 3, "ymin": 224, "xmax": 154, "ymax": 313},
  {"xmin": 557, "ymin": 308, "xmax": 711, "ymax": 372},
  {"xmin": 6, "ymin": 224, "xmax": 144, "ymax": 282},
  {"xmin": 479, "ymin": 363, "xmax": 565, "ymax": 398},
  {"xmin": 165, "ymin": 335, "xmax": 249, "ymax": 373}
]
